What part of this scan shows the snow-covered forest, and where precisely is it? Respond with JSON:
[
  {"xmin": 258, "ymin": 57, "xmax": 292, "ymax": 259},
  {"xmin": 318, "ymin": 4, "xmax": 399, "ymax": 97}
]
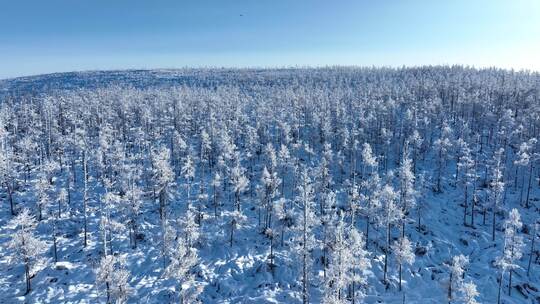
[{"xmin": 1, "ymin": 66, "xmax": 539, "ymax": 303}]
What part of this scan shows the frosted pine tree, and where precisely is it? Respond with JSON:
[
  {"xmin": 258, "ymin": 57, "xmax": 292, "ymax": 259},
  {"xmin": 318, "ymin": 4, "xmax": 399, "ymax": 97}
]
[
  {"xmin": 496, "ymin": 208, "xmax": 524, "ymax": 303},
  {"xmin": 0, "ymin": 145, "xmax": 18, "ymax": 215},
  {"xmin": 397, "ymin": 146, "xmax": 416, "ymax": 236},
  {"xmin": 325, "ymin": 213, "xmax": 350, "ymax": 302},
  {"xmin": 459, "ymin": 282, "xmax": 480, "ymax": 304},
  {"xmin": 295, "ymin": 167, "xmax": 318, "ymax": 304},
  {"xmin": 95, "ymin": 255, "xmax": 131, "ymax": 304},
  {"xmin": 230, "ymin": 163, "xmax": 249, "ymax": 212},
  {"xmin": 100, "ymin": 190, "xmax": 125, "ymax": 256},
  {"xmin": 360, "ymin": 143, "xmax": 380, "ymax": 248},
  {"xmin": 377, "ymin": 183, "xmax": 402, "ymax": 284},
  {"xmin": 124, "ymin": 181, "xmax": 143, "ymax": 249},
  {"xmin": 152, "ymin": 146, "xmax": 175, "ymax": 220},
  {"xmin": 348, "ymin": 227, "xmax": 371, "ymax": 302},
  {"xmin": 211, "ymin": 172, "xmax": 222, "ymax": 218},
  {"xmin": 163, "ymin": 237, "xmax": 202, "ymax": 304},
  {"xmin": 181, "ymin": 208, "xmax": 201, "ymax": 248},
  {"xmin": 35, "ymin": 174, "xmax": 51, "ymax": 221},
  {"xmin": 490, "ymin": 148, "xmax": 505, "ymax": 241},
  {"xmin": 434, "ymin": 123, "xmax": 453, "ymax": 192},
  {"xmin": 514, "ymin": 138, "xmax": 537, "ymax": 208},
  {"xmin": 181, "ymin": 153, "xmax": 196, "ymax": 210},
  {"xmin": 229, "ymin": 209, "xmax": 247, "ymax": 247},
  {"xmin": 278, "ymin": 144, "xmax": 292, "ymax": 195},
  {"xmin": 391, "ymin": 236, "xmax": 415, "ymax": 291},
  {"xmin": 7, "ymin": 208, "xmax": 48, "ymax": 294},
  {"xmin": 448, "ymin": 254, "xmax": 469, "ymax": 300},
  {"xmin": 457, "ymin": 140, "xmax": 475, "ymax": 226},
  {"xmin": 414, "ymin": 172, "xmax": 431, "ymax": 229}
]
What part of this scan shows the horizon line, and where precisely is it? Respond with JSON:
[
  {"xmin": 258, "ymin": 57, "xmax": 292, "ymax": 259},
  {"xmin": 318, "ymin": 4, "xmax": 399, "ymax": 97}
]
[{"xmin": 2, "ymin": 64, "xmax": 539, "ymax": 81}]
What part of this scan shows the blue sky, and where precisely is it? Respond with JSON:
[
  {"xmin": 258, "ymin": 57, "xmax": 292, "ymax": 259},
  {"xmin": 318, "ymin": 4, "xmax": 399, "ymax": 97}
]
[{"xmin": 0, "ymin": 0, "xmax": 539, "ymax": 79}]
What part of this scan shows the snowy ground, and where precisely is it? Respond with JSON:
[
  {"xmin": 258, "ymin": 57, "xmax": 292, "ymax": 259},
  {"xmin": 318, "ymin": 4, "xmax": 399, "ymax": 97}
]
[{"xmin": 1, "ymin": 154, "xmax": 539, "ymax": 304}]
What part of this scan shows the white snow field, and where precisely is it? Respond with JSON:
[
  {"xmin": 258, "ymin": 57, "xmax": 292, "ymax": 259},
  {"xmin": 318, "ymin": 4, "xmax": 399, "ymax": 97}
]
[{"xmin": 0, "ymin": 67, "xmax": 539, "ymax": 303}]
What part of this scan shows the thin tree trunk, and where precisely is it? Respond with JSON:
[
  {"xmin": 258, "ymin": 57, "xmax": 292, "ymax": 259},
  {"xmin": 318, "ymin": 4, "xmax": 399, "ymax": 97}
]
[
  {"xmin": 53, "ymin": 221, "xmax": 58, "ymax": 262},
  {"xmin": 384, "ymin": 223, "xmax": 390, "ymax": 283},
  {"xmin": 230, "ymin": 220, "xmax": 235, "ymax": 247},
  {"xmin": 527, "ymin": 226, "xmax": 536, "ymax": 276},
  {"xmin": 508, "ymin": 269, "xmax": 513, "ymax": 296},
  {"xmin": 492, "ymin": 208, "xmax": 497, "ymax": 242},
  {"xmin": 365, "ymin": 216, "xmax": 370, "ymax": 249},
  {"xmin": 25, "ymin": 262, "xmax": 31, "ymax": 295},
  {"xmin": 525, "ymin": 163, "xmax": 533, "ymax": 208},
  {"xmin": 448, "ymin": 272, "xmax": 453, "ymax": 299},
  {"xmin": 497, "ymin": 271, "xmax": 503, "ymax": 304},
  {"xmin": 399, "ymin": 263, "xmax": 402, "ymax": 291},
  {"xmin": 8, "ymin": 184, "xmax": 15, "ymax": 216}
]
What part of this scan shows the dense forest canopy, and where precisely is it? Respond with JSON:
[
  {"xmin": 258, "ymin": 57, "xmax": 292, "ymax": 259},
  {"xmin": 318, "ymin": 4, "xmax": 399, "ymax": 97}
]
[{"xmin": 0, "ymin": 66, "xmax": 539, "ymax": 303}]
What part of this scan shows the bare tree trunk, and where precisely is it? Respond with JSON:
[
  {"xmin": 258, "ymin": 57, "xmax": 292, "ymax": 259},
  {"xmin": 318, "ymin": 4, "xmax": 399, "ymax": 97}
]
[
  {"xmin": 384, "ymin": 223, "xmax": 390, "ymax": 284},
  {"xmin": 525, "ymin": 163, "xmax": 533, "ymax": 208},
  {"xmin": 25, "ymin": 262, "xmax": 31, "ymax": 295},
  {"xmin": 528, "ymin": 225, "xmax": 536, "ymax": 276},
  {"xmin": 497, "ymin": 271, "xmax": 503, "ymax": 304},
  {"xmin": 508, "ymin": 269, "xmax": 513, "ymax": 296},
  {"xmin": 365, "ymin": 216, "xmax": 370, "ymax": 249},
  {"xmin": 399, "ymin": 263, "xmax": 402, "ymax": 291},
  {"xmin": 492, "ymin": 208, "xmax": 497, "ymax": 242},
  {"xmin": 7, "ymin": 184, "xmax": 15, "ymax": 216},
  {"xmin": 448, "ymin": 272, "xmax": 453, "ymax": 299},
  {"xmin": 230, "ymin": 219, "xmax": 236, "ymax": 247},
  {"xmin": 52, "ymin": 221, "xmax": 58, "ymax": 262}
]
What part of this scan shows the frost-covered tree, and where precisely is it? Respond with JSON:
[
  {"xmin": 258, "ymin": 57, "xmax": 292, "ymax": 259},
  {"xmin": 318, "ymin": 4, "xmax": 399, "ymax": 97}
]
[
  {"xmin": 414, "ymin": 172, "xmax": 430, "ymax": 229},
  {"xmin": 295, "ymin": 167, "xmax": 318, "ymax": 304},
  {"xmin": 152, "ymin": 146, "xmax": 175, "ymax": 220},
  {"xmin": 278, "ymin": 144, "xmax": 292, "ymax": 195},
  {"xmin": 459, "ymin": 281, "xmax": 480, "ymax": 304},
  {"xmin": 211, "ymin": 172, "xmax": 222, "ymax": 218},
  {"xmin": 230, "ymin": 164, "xmax": 249, "ymax": 212},
  {"xmin": 397, "ymin": 147, "xmax": 416, "ymax": 236},
  {"xmin": 359, "ymin": 143, "xmax": 380, "ymax": 248},
  {"xmin": 0, "ymin": 146, "xmax": 18, "ymax": 215},
  {"xmin": 391, "ymin": 236, "xmax": 415, "ymax": 291},
  {"xmin": 448, "ymin": 254, "xmax": 469, "ymax": 300},
  {"xmin": 457, "ymin": 140, "xmax": 475, "ymax": 226},
  {"xmin": 526, "ymin": 222, "xmax": 538, "ymax": 278},
  {"xmin": 434, "ymin": 123, "xmax": 453, "ymax": 192},
  {"xmin": 496, "ymin": 209, "xmax": 524, "ymax": 302},
  {"xmin": 377, "ymin": 183, "xmax": 402, "ymax": 284},
  {"xmin": 124, "ymin": 181, "xmax": 143, "ymax": 249},
  {"xmin": 229, "ymin": 209, "xmax": 247, "ymax": 247},
  {"xmin": 180, "ymin": 208, "xmax": 201, "ymax": 248},
  {"xmin": 100, "ymin": 190, "xmax": 125, "ymax": 256},
  {"xmin": 200, "ymin": 128, "xmax": 212, "ymax": 172},
  {"xmin": 163, "ymin": 237, "xmax": 202, "ymax": 304},
  {"xmin": 95, "ymin": 255, "xmax": 131, "ymax": 304},
  {"xmin": 181, "ymin": 153, "xmax": 196, "ymax": 210},
  {"xmin": 35, "ymin": 174, "xmax": 51, "ymax": 221},
  {"xmin": 261, "ymin": 166, "xmax": 281, "ymax": 230},
  {"xmin": 324, "ymin": 212, "xmax": 371, "ymax": 303},
  {"xmin": 7, "ymin": 209, "xmax": 47, "ymax": 294},
  {"xmin": 361, "ymin": 143, "xmax": 377, "ymax": 182},
  {"xmin": 514, "ymin": 138, "xmax": 537, "ymax": 208},
  {"xmin": 57, "ymin": 188, "xmax": 68, "ymax": 219},
  {"xmin": 490, "ymin": 148, "xmax": 505, "ymax": 242}
]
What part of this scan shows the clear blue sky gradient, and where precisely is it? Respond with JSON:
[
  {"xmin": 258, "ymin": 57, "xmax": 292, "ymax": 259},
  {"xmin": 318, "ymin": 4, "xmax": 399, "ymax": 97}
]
[{"xmin": 0, "ymin": 0, "xmax": 539, "ymax": 78}]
